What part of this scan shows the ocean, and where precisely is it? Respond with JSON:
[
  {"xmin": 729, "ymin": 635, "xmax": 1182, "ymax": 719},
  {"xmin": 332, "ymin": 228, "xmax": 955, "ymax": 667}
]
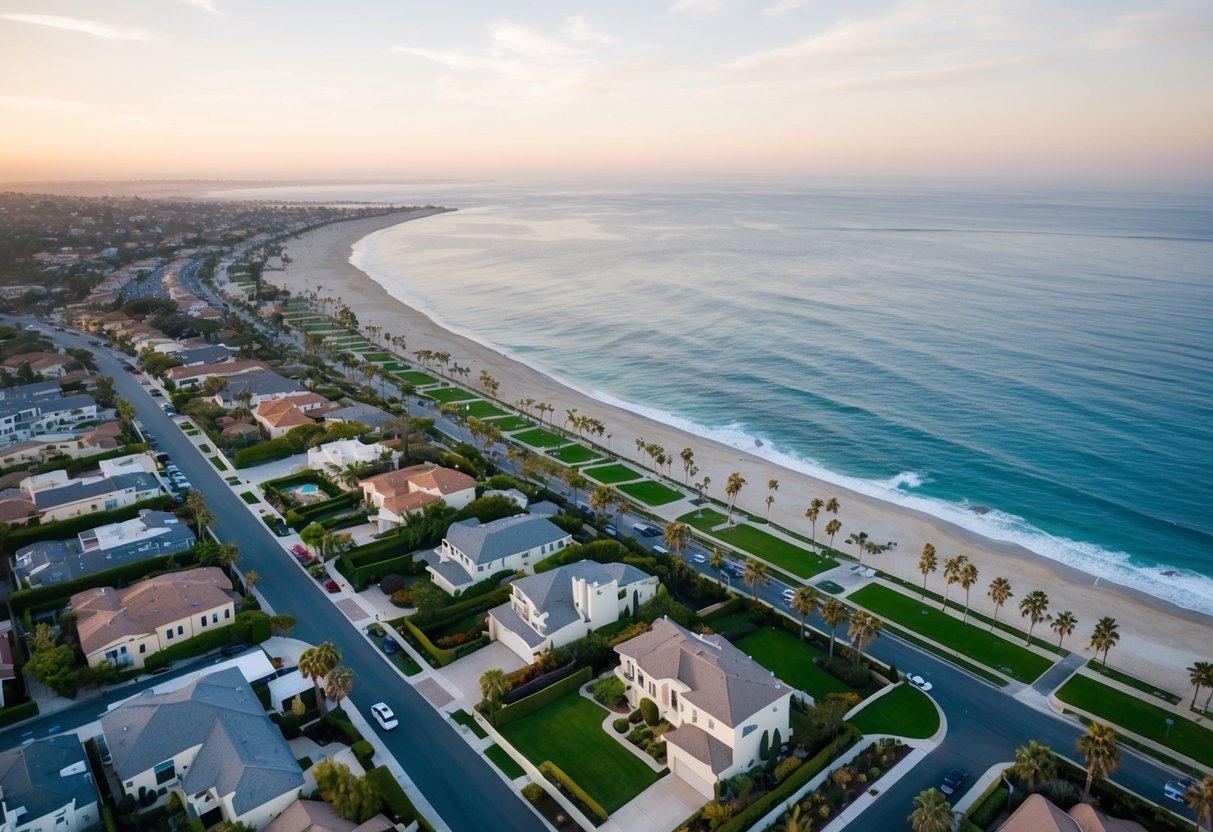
[{"xmin": 221, "ymin": 183, "xmax": 1213, "ymax": 614}]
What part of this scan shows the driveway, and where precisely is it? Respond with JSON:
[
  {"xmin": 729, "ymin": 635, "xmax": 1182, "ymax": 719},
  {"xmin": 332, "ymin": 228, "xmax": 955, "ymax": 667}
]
[
  {"xmin": 439, "ymin": 642, "xmax": 528, "ymax": 705},
  {"xmin": 602, "ymin": 775, "xmax": 702, "ymax": 832}
]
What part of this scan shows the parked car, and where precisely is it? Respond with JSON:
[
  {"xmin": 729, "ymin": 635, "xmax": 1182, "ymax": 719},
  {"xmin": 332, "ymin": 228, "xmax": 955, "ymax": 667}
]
[
  {"xmin": 651, "ymin": 544, "xmax": 669, "ymax": 555},
  {"xmin": 604, "ymin": 523, "xmax": 617, "ymax": 537},
  {"xmin": 290, "ymin": 544, "xmax": 310, "ymax": 557},
  {"xmin": 382, "ymin": 638, "xmax": 398, "ymax": 655},
  {"xmin": 324, "ymin": 580, "xmax": 340, "ymax": 593},
  {"xmin": 940, "ymin": 768, "xmax": 968, "ymax": 796},
  {"xmin": 371, "ymin": 702, "xmax": 398, "ymax": 730},
  {"xmin": 1165, "ymin": 778, "xmax": 1195, "ymax": 802},
  {"xmin": 632, "ymin": 523, "xmax": 661, "ymax": 537},
  {"xmin": 692, "ymin": 553, "xmax": 707, "ymax": 563},
  {"xmin": 908, "ymin": 674, "xmax": 934, "ymax": 692},
  {"xmin": 220, "ymin": 642, "xmax": 249, "ymax": 657}
]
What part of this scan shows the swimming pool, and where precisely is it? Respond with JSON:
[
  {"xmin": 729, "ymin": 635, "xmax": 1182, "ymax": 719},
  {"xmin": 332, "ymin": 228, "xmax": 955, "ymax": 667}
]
[{"xmin": 284, "ymin": 483, "xmax": 322, "ymax": 497}]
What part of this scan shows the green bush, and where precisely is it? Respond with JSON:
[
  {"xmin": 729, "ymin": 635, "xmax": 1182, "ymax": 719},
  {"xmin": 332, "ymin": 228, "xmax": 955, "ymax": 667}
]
[
  {"xmin": 493, "ymin": 667, "xmax": 593, "ymax": 727},
  {"xmin": 591, "ymin": 676, "xmax": 625, "ymax": 707},
  {"xmin": 0, "ymin": 700, "xmax": 39, "ymax": 728},
  {"xmin": 629, "ymin": 708, "xmax": 644, "ymax": 724},
  {"xmin": 344, "ymin": 535, "xmax": 408, "ymax": 567},
  {"xmin": 539, "ymin": 761, "xmax": 608, "ymax": 824},
  {"xmin": 351, "ymin": 740, "xmax": 375, "ymax": 770},
  {"xmin": 822, "ymin": 657, "xmax": 872, "ymax": 688},
  {"xmin": 419, "ymin": 586, "xmax": 512, "ymax": 636},
  {"xmin": 612, "ymin": 717, "xmax": 630, "ymax": 734},
  {"xmin": 365, "ymin": 766, "xmax": 436, "ymax": 832},
  {"xmin": 401, "ymin": 618, "xmax": 457, "ymax": 667},
  {"xmin": 639, "ymin": 697, "xmax": 660, "ymax": 726}
]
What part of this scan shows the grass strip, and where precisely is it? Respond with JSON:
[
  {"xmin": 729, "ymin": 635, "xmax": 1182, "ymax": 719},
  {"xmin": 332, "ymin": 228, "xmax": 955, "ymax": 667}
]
[
  {"xmin": 512, "ymin": 427, "xmax": 566, "ymax": 449},
  {"xmin": 485, "ymin": 744, "xmax": 526, "ymax": 780},
  {"xmin": 617, "ymin": 480, "xmax": 684, "ymax": 506},
  {"xmin": 583, "ymin": 463, "xmax": 642, "ymax": 484},
  {"xmin": 850, "ymin": 684, "xmax": 940, "ymax": 739},
  {"xmin": 714, "ymin": 524, "xmax": 838, "ymax": 580},
  {"xmin": 239, "ymin": 491, "xmax": 259, "ymax": 504},
  {"xmin": 1085, "ymin": 659, "xmax": 1182, "ymax": 704},
  {"xmin": 451, "ymin": 708, "xmax": 488, "ymax": 739}
]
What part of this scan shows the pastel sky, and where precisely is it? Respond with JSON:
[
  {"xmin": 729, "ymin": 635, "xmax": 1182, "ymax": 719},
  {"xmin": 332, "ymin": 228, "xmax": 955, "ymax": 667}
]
[{"xmin": 1, "ymin": 0, "xmax": 1211, "ymax": 183}]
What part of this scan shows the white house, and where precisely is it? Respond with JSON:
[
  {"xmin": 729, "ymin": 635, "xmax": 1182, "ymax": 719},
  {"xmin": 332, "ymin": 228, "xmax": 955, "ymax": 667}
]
[
  {"xmin": 488, "ymin": 561, "xmax": 659, "ymax": 663},
  {"xmin": 101, "ymin": 668, "xmax": 303, "ymax": 830},
  {"xmin": 360, "ymin": 464, "xmax": 476, "ymax": 530},
  {"xmin": 307, "ymin": 440, "xmax": 398, "ymax": 480},
  {"xmin": 0, "ymin": 394, "xmax": 98, "ymax": 445},
  {"xmin": 614, "ymin": 617, "xmax": 793, "ymax": 798},
  {"xmin": 33, "ymin": 473, "xmax": 162, "ymax": 523},
  {"xmin": 0, "ymin": 736, "xmax": 99, "ymax": 832},
  {"xmin": 423, "ymin": 514, "xmax": 572, "ymax": 594}
]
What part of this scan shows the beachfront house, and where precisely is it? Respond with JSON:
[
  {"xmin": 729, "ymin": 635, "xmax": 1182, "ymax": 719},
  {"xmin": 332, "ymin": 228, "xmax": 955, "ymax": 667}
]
[
  {"xmin": 101, "ymin": 668, "xmax": 303, "ymax": 829},
  {"xmin": 422, "ymin": 514, "xmax": 572, "ymax": 595},
  {"xmin": 614, "ymin": 617, "xmax": 793, "ymax": 798},
  {"xmin": 488, "ymin": 561, "xmax": 658, "ymax": 663},
  {"xmin": 360, "ymin": 464, "xmax": 476, "ymax": 530},
  {"xmin": 0, "ymin": 736, "xmax": 100, "ymax": 832},
  {"xmin": 73, "ymin": 567, "xmax": 234, "ymax": 669}
]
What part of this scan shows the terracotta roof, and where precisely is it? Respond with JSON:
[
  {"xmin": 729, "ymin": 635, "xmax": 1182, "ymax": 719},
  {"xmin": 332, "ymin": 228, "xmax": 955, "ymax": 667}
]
[
  {"xmin": 264, "ymin": 800, "xmax": 391, "ymax": 832},
  {"xmin": 1067, "ymin": 804, "xmax": 1147, "ymax": 832},
  {"xmin": 995, "ymin": 794, "xmax": 1080, "ymax": 832},
  {"xmin": 0, "ymin": 497, "xmax": 37, "ymax": 523},
  {"xmin": 254, "ymin": 399, "xmax": 314, "ymax": 429},
  {"xmin": 362, "ymin": 464, "xmax": 475, "ymax": 499},
  {"xmin": 382, "ymin": 491, "xmax": 439, "ymax": 515}
]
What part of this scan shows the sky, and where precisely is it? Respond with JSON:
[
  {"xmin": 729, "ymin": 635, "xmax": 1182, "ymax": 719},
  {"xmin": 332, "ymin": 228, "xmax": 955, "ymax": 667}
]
[{"xmin": 1, "ymin": 0, "xmax": 1211, "ymax": 185}]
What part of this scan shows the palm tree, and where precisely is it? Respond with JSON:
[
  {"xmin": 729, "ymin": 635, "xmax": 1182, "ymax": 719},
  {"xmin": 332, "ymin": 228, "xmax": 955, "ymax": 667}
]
[
  {"xmin": 941, "ymin": 555, "xmax": 966, "ymax": 610},
  {"xmin": 825, "ymin": 497, "xmax": 840, "ymax": 517},
  {"xmin": 741, "ymin": 558, "xmax": 769, "ymax": 600},
  {"xmin": 847, "ymin": 610, "xmax": 882, "ymax": 666},
  {"xmin": 299, "ymin": 642, "xmax": 340, "ymax": 715},
  {"xmin": 1019, "ymin": 590, "xmax": 1050, "ymax": 644},
  {"xmin": 663, "ymin": 522, "xmax": 691, "ymax": 562},
  {"xmin": 957, "ymin": 560, "xmax": 979, "ymax": 624},
  {"xmin": 1089, "ymin": 616, "xmax": 1120, "ymax": 667},
  {"xmin": 1185, "ymin": 776, "xmax": 1213, "ymax": 832},
  {"xmin": 709, "ymin": 547, "xmax": 727, "ymax": 585},
  {"xmin": 1189, "ymin": 661, "xmax": 1213, "ymax": 709},
  {"xmin": 479, "ymin": 668, "xmax": 511, "ymax": 723},
  {"xmin": 765, "ymin": 479, "xmax": 779, "ymax": 520},
  {"xmin": 244, "ymin": 570, "xmax": 260, "ymax": 591},
  {"xmin": 790, "ymin": 587, "xmax": 820, "ymax": 640},
  {"xmin": 324, "ymin": 666, "xmax": 355, "ymax": 713},
  {"xmin": 588, "ymin": 484, "xmax": 616, "ymax": 520},
  {"xmin": 821, "ymin": 598, "xmax": 848, "ymax": 660},
  {"xmin": 680, "ymin": 448, "xmax": 695, "ymax": 484},
  {"xmin": 918, "ymin": 544, "xmax": 937, "ymax": 598},
  {"xmin": 846, "ymin": 531, "xmax": 870, "ymax": 567},
  {"xmin": 805, "ymin": 497, "xmax": 824, "ymax": 543},
  {"xmin": 186, "ymin": 491, "xmax": 212, "ymax": 540},
  {"xmin": 1051, "ymin": 610, "xmax": 1078, "ymax": 648},
  {"xmin": 725, "ymin": 472, "xmax": 746, "ymax": 522},
  {"xmin": 1012, "ymin": 740, "xmax": 1056, "ymax": 793},
  {"xmin": 775, "ymin": 802, "xmax": 809, "ymax": 832},
  {"xmin": 1076, "ymin": 722, "xmax": 1119, "ymax": 802},
  {"xmin": 987, "ymin": 577, "xmax": 1013, "ymax": 631},
  {"xmin": 217, "ymin": 543, "xmax": 240, "ymax": 572},
  {"xmin": 824, "ymin": 519, "xmax": 842, "ymax": 553},
  {"xmin": 907, "ymin": 788, "xmax": 952, "ymax": 832}
]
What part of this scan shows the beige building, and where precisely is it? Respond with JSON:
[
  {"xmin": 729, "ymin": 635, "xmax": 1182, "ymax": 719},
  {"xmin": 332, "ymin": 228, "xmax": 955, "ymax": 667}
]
[
  {"xmin": 72, "ymin": 567, "xmax": 235, "ymax": 669},
  {"xmin": 361, "ymin": 464, "xmax": 476, "ymax": 530}
]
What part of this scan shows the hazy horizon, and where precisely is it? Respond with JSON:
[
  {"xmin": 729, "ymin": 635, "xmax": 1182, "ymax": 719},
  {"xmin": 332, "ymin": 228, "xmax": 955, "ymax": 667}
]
[{"xmin": 2, "ymin": 1, "xmax": 1211, "ymax": 185}]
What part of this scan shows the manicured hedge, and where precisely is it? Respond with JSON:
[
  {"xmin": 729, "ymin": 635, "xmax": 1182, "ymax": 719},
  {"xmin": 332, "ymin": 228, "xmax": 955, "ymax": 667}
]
[
  {"xmin": 345, "ymin": 535, "xmax": 408, "ymax": 567},
  {"xmin": 494, "ymin": 667, "xmax": 592, "ymax": 727},
  {"xmin": 6, "ymin": 497, "xmax": 175, "ymax": 550},
  {"xmin": 419, "ymin": 586, "xmax": 511, "ymax": 635},
  {"xmin": 336, "ymin": 553, "xmax": 418, "ymax": 591},
  {"xmin": 261, "ymin": 471, "xmax": 335, "ymax": 493},
  {"xmin": 365, "ymin": 765, "xmax": 435, "ymax": 832},
  {"xmin": 8, "ymin": 548, "xmax": 200, "ymax": 615},
  {"xmin": 0, "ymin": 700, "xmax": 39, "ymax": 728},
  {"xmin": 142, "ymin": 611, "xmax": 270, "ymax": 672},
  {"xmin": 351, "ymin": 740, "xmax": 375, "ymax": 770},
  {"xmin": 401, "ymin": 618, "xmax": 458, "ymax": 667},
  {"xmin": 539, "ymin": 760, "xmax": 608, "ymax": 824},
  {"xmin": 502, "ymin": 661, "xmax": 581, "ymax": 705},
  {"xmin": 284, "ymin": 491, "xmax": 363, "ymax": 529}
]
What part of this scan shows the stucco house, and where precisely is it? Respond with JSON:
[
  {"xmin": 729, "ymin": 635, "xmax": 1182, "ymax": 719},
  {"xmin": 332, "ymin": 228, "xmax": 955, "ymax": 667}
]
[
  {"xmin": 614, "ymin": 618, "xmax": 793, "ymax": 797},
  {"xmin": 0, "ymin": 736, "xmax": 99, "ymax": 832},
  {"xmin": 488, "ymin": 561, "xmax": 658, "ymax": 662},
  {"xmin": 33, "ymin": 473, "xmax": 162, "ymax": 523},
  {"xmin": 72, "ymin": 567, "xmax": 234, "ymax": 669},
  {"xmin": 360, "ymin": 464, "xmax": 476, "ymax": 530},
  {"xmin": 422, "ymin": 514, "xmax": 572, "ymax": 595},
  {"xmin": 307, "ymin": 439, "xmax": 398, "ymax": 479},
  {"xmin": 101, "ymin": 668, "xmax": 303, "ymax": 830}
]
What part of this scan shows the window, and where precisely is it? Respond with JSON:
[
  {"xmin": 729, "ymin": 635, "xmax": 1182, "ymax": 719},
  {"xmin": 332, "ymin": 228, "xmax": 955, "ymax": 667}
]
[
  {"xmin": 212, "ymin": 613, "xmax": 218, "ymax": 623},
  {"xmin": 200, "ymin": 616, "xmax": 207, "ymax": 627},
  {"xmin": 176, "ymin": 625, "xmax": 184, "ymax": 635},
  {"xmin": 153, "ymin": 760, "xmax": 176, "ymax": 785},
  {"xmin": 139, "ymin": 644, "xmax": 146, "ymax": 653},
  {"xmin": 670, "ymin": 690, "xmax": 678, "ymax": 709},
  {"xmin": 638, "ymin": 672, "xmax": 645, "ymax": 687},
  {"xmin": 742, "ymin": 724, "xmax": 757, "ymax": 738},
  {"xmin": 224, "ymin": 609, "xmax": 231, "ymax": 619},
  {"xmin": 691, "ymin": 709, "xmax": 697, "ymax": 724},
  {"xmin": 649, "ymin": 682, "xmax": 655, "ymax": 696},
  {"xmin": 709, "ymin": 719, "xmax": 715, "ymax": 730},
  {"xmin": 166, "ymin": 629, "xmax": 174, "ymax": 640}
]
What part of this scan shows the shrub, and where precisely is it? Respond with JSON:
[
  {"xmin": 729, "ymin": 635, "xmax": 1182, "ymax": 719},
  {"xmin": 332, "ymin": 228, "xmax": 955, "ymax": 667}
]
[
  {"xmin": 628, "ymin": 727, "xmax": 654, "ymax": 744},
  {"xmin": 391, "ymin": 589, "xmax": 412, "ymax": 606},
  {"xmin": 591, "ymin": 675, "xmax": 625, "ymax": 707},
  {"xmin": 1047, "ymin": 779, "xmax": 1081, "ymax": 810},
  {"xmin": 521, "ymin": 783, "xmax": 544, "ymax": 803},
  {"xmin": 612, "ymin": 717, "xmax": 630, "ymax": 734},
  {"xmin": 351, "ymin": 740, "xmax": 375, "ymax": 770},
  {"xmin": 538, "ymin": 761, "xmax": 607, "ymax": 824},
  {"xmin": 821, "ymin": 656, "xmax": 872, "ymax": 688},
  {"xmin": 639, "ymin": 697, "xmax": 660, "ymax": 726},
  {"xmin": 378, "ymin": 574, "xmax": 407, "ymax": 594},
  {"xmin": 646, "ymin": 742, "xmax": 665, "ymax": 760},
  {"xmin": 629, "ymin": 708, "xmax": 644, "ymax": 724},
  {"xmin": 967, "ymin": 785, "xmax": 1009, "ymax": 829},
  {"xmin": 774, "ymin": 756, "xmax": 803, "ymax": 783}
]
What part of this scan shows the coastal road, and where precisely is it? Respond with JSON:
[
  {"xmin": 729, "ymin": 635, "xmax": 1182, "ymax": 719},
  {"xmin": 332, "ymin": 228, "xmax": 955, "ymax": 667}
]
[{"xmin": 22, "ymin": 323, "xmax": 546, "ymax": 832}]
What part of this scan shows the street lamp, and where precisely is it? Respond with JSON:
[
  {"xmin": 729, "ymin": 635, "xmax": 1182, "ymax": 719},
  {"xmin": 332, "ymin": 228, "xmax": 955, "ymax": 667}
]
[{"xmin": 1165, "ymin": 718, "xmax": 1174, "ymax": 739}]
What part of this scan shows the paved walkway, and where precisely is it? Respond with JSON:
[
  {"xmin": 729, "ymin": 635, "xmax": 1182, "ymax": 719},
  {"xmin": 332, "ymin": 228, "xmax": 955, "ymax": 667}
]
[
  {"xmin": 1031, "ymin": 651, "xmax": 1086, "ymax": 695},
  {"xmin": 602, "ymin": 775, "xmax": 702, "ymax": 832}
]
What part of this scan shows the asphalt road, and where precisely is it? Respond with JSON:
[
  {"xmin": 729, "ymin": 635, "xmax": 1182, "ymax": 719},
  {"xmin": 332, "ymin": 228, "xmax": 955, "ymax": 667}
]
[{"xmin": 17, "ymin": 322, "xmax": 545, "ymax": 832}]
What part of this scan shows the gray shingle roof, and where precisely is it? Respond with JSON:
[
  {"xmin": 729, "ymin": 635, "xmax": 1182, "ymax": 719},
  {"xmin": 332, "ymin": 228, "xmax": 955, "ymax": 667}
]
[
  {"xmin": 220, "ymin": 371, "xmax": 307, "ymax": 400},
  {"xmin": 322, "ymin": 403, "xmax": 392, "ymax": 429},
  {"xmin": 510, "ymin": 562, "xmax": 651, "ymax": 633},
  {"xmin": 176, "ymin": 345, "xmax": 235, "ymax": 366},
  {"xmin": 0, "ymin": 736, "xmax": 98, "ymax": 821},
  {"xmin": 663, "ymin": 724, "xmax": 734, "ymax": 774},
  {"xmin": 101, "ymin": 668, "xmax": 302, "ymax": 815},
  {"xmin": 487, "ymin": 602, "xmax": 547, "ymax": 648},
  {"xmin": 419, "ymin": 549, "xmax": 474, "ymax": 588},
  {"xmin": 33, "ymin": 472, "xmax": 160, "ymax": 510},
  {"xmin": 0, "ymin": 380, "xmax": 60, "ymax": 402},
  {"xmin": 615, "ymin": 618, "xmax": 790, "ymax": 728},
  {"xmin": 445, "ymin": 515, "xmax": 569, "ymax": 565}
]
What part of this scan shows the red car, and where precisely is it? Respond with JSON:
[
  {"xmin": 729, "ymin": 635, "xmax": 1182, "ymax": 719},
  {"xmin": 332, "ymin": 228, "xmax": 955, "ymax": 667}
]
[
  {"xmin": 324, "ymin": 580, "xmax": 340, "ymax": 593},
  {"xmin": 290, "ymin": 544, "xmax": 309, "ymax": 556}
]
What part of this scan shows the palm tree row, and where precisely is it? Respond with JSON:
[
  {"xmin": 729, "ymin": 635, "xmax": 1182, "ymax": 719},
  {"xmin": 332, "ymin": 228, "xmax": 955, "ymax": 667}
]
[{"xmin": 298, "ymin": 641, "xmax": 355, "ymax": 715}]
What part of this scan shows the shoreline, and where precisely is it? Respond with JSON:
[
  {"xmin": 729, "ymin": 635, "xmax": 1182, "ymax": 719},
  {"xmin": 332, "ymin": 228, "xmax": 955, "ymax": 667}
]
[{"xmin": 271, "ymin": 211, "xmax": 1212, "ymax": 696}]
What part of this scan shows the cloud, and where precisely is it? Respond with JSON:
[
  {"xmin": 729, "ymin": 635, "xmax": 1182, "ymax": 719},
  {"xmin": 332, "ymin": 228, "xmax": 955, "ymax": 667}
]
[
  {"xmin": 670, "ymin": 0, "xmax": 722, "ymax": 14},
  {"xmin": 1090, "ymin": 8, "xmax": 1213, "ymax": 49},
  {"xmin": 828, "ymin": 56, "xmax": 1031, "ymax": 91},
  {"xmin": 0, "ymin": 95, "xmax": 147, "ymax": 121},
  {"xmin": 762, "ymin": 0, "xmax": 811, "ymax": 17},
  {"xmin": 564, "ymin": 15, "xmax": 616, "ymax": 44},
  {"xmin": 0, "ymin": 13, "xmax": 151, "ymax": 41},
  {"xmin": 179, "ymin": 0, "xmax": 224, "ymax": 14}
]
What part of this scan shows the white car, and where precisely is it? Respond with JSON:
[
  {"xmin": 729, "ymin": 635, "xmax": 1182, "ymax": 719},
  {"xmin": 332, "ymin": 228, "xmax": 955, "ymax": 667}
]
[
  {"xmin": 781, "ymin": 587, "xmax": 797, "ymax": 599},
  {"xmin": 908, "ymin": 674, "xmax": 934, "ymax": 692},
  {"xmin": 692, "ymin": 553, "xmax": 707, "ymax": 563},
  {"xmin": 1164, "ymin": 778, "xmax": 1194, "ymax": 802},
  {"xmin": 371, "ymin": 702, "xmax": 398, "ymax": 730}
]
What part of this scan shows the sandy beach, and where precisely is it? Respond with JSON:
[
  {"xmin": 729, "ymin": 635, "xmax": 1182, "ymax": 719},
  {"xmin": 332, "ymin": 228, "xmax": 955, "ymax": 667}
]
[{"xmin": 272, "ymin": 211, "xmax": 1212, "ymax": 698}]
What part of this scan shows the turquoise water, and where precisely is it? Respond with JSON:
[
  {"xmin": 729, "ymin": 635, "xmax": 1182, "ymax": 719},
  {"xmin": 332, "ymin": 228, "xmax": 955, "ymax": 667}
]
[{"xmin": 222, "ymin": 183, "xmax": 1213, "ymax": 613}]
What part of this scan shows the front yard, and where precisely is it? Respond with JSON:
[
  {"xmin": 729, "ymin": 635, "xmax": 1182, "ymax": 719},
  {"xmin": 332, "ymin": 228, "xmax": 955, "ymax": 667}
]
[
  {"xmin": 497, "ymin": 691, "xmax": 663, "ymax": 814},
  {"xmin": 849, "ymin": 683, "xmax": 939, "ymax": 739},
  {"xmin": 732, "ymin": 627, "xmax": 865, "ymax": 698}
]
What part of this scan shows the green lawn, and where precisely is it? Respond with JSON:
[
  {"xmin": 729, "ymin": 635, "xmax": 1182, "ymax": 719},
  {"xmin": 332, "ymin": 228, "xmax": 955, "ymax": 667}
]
[
  {"xmin": 426, "ymin": 386, "xmax": 479, "ymax": 403},
  {"xmin": 678, "ymin": 509, "xmax": 729, "ymax": 532},
  {"xmin": 209, "ymin": 456, "xmax": 228, "ymax": 471},
  {"xmin": 850, "ymin": 684, "xmax": 940, "ymax": 739},
  {"xmin": 498, "ymin": 692, "xmax": 662, "ymax": 813},
  {"xmin": 713, "ymin": 524, "xmax": 838, "ymax": 580},
  {"xmin": 485, "ymin": 415, "xmax": 535, "ymax": 432},
  {"xmin": 1085, "ymin": 660, "xmax": 1182, "ymax": 704},
  {"xmin": 732, "ymin": 627, "xmax": 857, "ymax": 698},
  {"xmin": 451, "ymin": 709, "xmax": 488, "ymax": 739},
  {"xmin": 1056, "ymin": 674, "xmax": 1213, "ymax": 767},
  {"xmin": 360, "ymin": 352, "xmax": 393, "ymax": 362},
  {"xmin": 485, "ymin": 744, "xmax": 526, "ymax": 780},
  {"xmin": 618, "ymin": 480, "xmax": 684, "ymax": 506},
  {"xmin": 584, "ymin": 463, "xmax": 642, "ymax": 484},
  {"xmin": 380, "ymin": 361, "xmax": 408, "ymax": 371},
  {"xmin": 848, "ymin": 584, "xmax": 1054, "ymax": 683},
  {"xmin": 464, "ymin": 400, "xmax": 508, "ymax": 419},
  {"xmin": 239, "ymin": 491, "xmax": 259, "ymax": 504},
  {"xmin": 512, "ymin": 427, "xmax": 566, "ymax": 449},
  {"xmin": 552, "ymin": 443, "xmax": 602, "ymax": 465},
  {"xmin": 395, "ymin": 371, "xmax": 437, "ymax": 386}
]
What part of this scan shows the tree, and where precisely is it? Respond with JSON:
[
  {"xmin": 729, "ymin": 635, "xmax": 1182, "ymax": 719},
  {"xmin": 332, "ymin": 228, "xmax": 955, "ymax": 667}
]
[
  {"xmin": 300, "ymin": 522, "xmax": 331, "ymax": 560},
  {"xmin": 790, "ymin": 587, "xmax": 819, "ymax": 640},
  {"xmin": 299, "ymin": 642, "xmax": 340, "ymax": 715},
  {"xmin": 186, "ymin": 491, "xmax": 212, "ymax": 540},
  {"xmin": 941, "ymin": 555, "xmax": 966, "ymax": 610},
  {"xmin": 25, "ymin": 643, "xmax": 79, "ymax": 697},
  {"xmin": 480, "ymin": 668, "xmax": 510, "ymax": 722},
  {"xmin": 709, "ymin": 547, "xmax": 727, "ymax": 585},
  {"xmin": 701, "ymin": 801, "xmax": 733, "ymax": 830},
  {"xmin": 93, "ymin": 376, "xmax": 116, "ymax": 408},
  {"xmin": 724, "ymin": 472, "xmax": 746, "ymax": 522},
  {"xmin": 313, "ymin": 759, "xmax": 381, "ymax": 823},
  {"xmin": 1189, "ymin": 661, "xmax": 1213, "ymax": 709},
  {"xmin": 409, "ymin": 581, "xmax": 448, "ymax": 622},
  {"xmin": 821, "ymin": 598, "xmax": 848, "ymax": 660},
  {"xmin": 987, "ymin": 577, "xmax": 1013, "ymax": 631},
  {"xmin": 918, "ymin": 544, "xmax": 937, "ymax": 598},
  {"xmin": 846, "ymin": 531, "xmax": 869, "ymax": 567},
  {"xmin": 270, "ymin": 614, "xmax": 297, "ymax": 636},
  {"xmin": 244, "ymin": 569, "xmax": 261, "ymax": 592},
  {"xmin": 907, "ymin": 788, "xmax": 952, "ymax": 832},
  {"xmin": 804, "ymin": 498, "xmax": 824, "ymax": 544},
  {"xmin": 1019, "ymin": 590, "xmax": 1050, "ymax": 644},
  {"xmin": 588, "ymin": 484, "xmax": 616, "ymax": 520},
  {"xmin": 847, "ymin": 610, "xmax": 882, "ymax": 666},
  {"xmin": 1185, "ymin": 776, "xmax": 1213, "ymax": 832},
  {"xmin": 217, "ymin": 543, "xmax": 240, "ymax": 571},
  {"xmin": 1089, "ymin": 616, "xmax": 1120, "ymax": 667},
  {"xmin": 1050, "ymin": 610, "xmax": 1077, "ymax": 648},
  {"xmin": 765, "ymin": 478, "xmax": 779, "ymax": 519},
  {"xmin": 813, "ymin": 691, "xmax": 860, "ymax": 737},
  {"xmin": 824, "ymin": 518, "xmax": 842, "ymax": 552},
  {"xmin": 1076, "ymin": 722, "xmax": 1119, "ymax": 802},
  {"xmin": 680, "ymin": 448, "xmax": 695, "ymax": 484},
  {"xmin": 957, "ymin": 560, "xmax": 979, "ymax": 624},
  {"xmin": 663, "ymin": 521, "xmax": 691, "ymax": 561},
  {"xmin": 324, "ymin": 666, "xmax": 355, "ymax": 712},
  {"xmin": 1012, "ymin": 740, "xmax": 1056, "ymax": 793},
  {"xmin": 741, "ymin": 557, "xmax": 769, "ymax": 600}
]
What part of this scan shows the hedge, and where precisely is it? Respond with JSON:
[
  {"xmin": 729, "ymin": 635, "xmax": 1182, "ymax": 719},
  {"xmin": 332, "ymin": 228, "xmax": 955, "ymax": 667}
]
[
  {"xmin": 716, "ymin": 725, "xmax": 860, "ymax": 832},
  {"xmin": 336, "ymin": 553, "xmax": 418, "ymax": 591},
  {"xmin": 345, "ymin": 535, "xmax": 408, "ymax": 568},
  {"xmin": 966, "ymin": 783, "xmax": 1008, "ymax": 829},
  {"xmin": 101, "ymin": 806, "xmax": 118, "ymax": 832},
  {"xmin": 365, "ymin": 765, "xmax": 435, "ymax": 832},
  {"xmin": 494, "ymin": 667, "xmax": 593, "ymax": 727},
  {"xmin": 284, "ymin": 491, "xmax": 363, "ymax": 529},
  {"xmin": 401, "ymin": 618, "xmax": 458, "ymax": 667},
  {"xmin": 6, "ymin": 497, "xmax": 175, "ymax": 550},
  {"xmin": 419, "ymin": 586, "xmax": 511, "ymax": 636},
  {"xmin": 0, "ymin": 700, "xmax": 39, "ymax": 728},
  {"xmin": 8, "ymin": 548, "xmax": 200, "ymax": 615},
  {"xmin": 319, "ymin": 510, "xmax": 368, "ymax": 531},
  {"xmin": 457, "ymin": 569, "xmax": 515, "ymax": 601},
  {"xmin": 142, "ymin": 611, "xmax": 271, "ymax": 672},
  {"xmin": 539, "ymin": 760, "xmax": 608, "ymax": 825},
  {"xmin": 261, "ymin": 471, "xmax": 335, "ymax": 493},
  {"xmin": 502, "ymin": 661, "xmax": 580, "ymax": 705},
  {"xmin": 351, "ymin": 740, "xmax": 375, "ymax": 770}
]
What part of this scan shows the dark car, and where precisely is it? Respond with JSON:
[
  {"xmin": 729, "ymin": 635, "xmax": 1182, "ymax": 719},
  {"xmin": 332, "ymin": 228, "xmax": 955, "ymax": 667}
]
[
  {"xmin": 220, "ymin": 642, "xmax": 249, "ymax": 657},
  {"xmin": 324, "ymin": 580, "xmax": 340, "ymax": 593},
  {"xmin": 382, "ymin": 637, "xmax": 398, "ymax": 655},
  {"xmin": 940, "ymin": 768, "xmax": 968, "ymax": 796}
]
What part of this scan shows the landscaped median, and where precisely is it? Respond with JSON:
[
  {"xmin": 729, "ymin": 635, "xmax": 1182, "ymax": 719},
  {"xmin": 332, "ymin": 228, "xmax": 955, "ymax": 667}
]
[
  {"xmin": 848, "ymin": 683, "xmax": 940, "ymax": 739},
  {"xmin": 848, "ymin": 583, "xmax": 1055, "ymax": 684}
]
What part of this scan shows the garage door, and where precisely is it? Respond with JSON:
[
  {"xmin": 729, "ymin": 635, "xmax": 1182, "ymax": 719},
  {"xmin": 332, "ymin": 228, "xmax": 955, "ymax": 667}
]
[{"xmin": 671, "ymin": 755, "xmax": 715, "ymax": 799}]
